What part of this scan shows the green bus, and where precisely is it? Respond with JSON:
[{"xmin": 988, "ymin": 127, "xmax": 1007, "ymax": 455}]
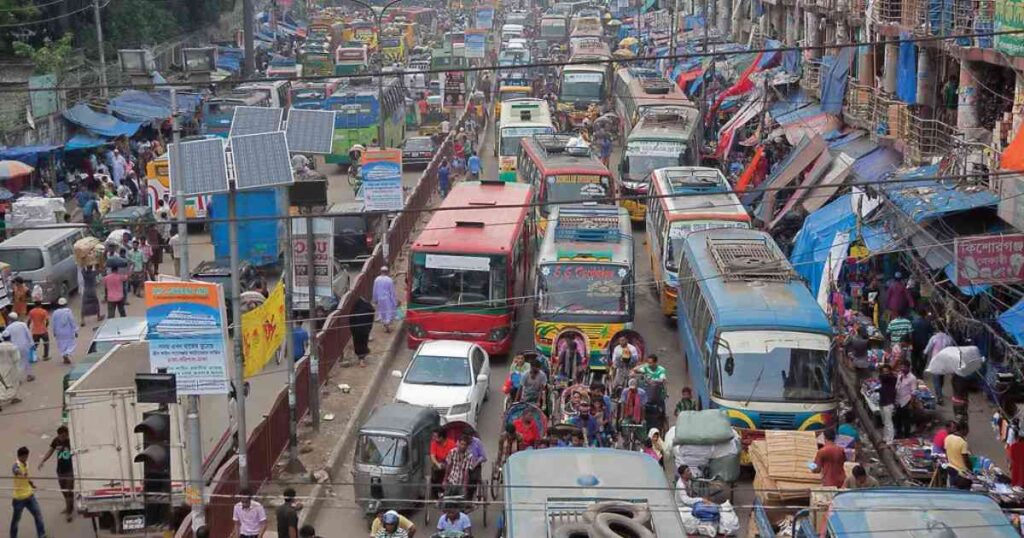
[{"xmin": 325, "ymin": 77, "xmax": 407, "ymax": 165}]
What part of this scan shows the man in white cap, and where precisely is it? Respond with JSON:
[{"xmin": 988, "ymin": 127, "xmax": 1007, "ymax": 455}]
[
  {"xmin": 2, "ymin": 314, "xmax": 33, "ymax": 382},
  {"xmin": 51, "ymin": 299, "xmax": 77, "ymax": 365},
  {"xmin": 372, "ymin": 266, "xmax": 399, "ymax": 333}
]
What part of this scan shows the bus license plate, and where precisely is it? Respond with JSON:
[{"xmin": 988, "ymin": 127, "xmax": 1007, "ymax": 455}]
[{"xmin": 121, "ymin": 514, "xmax": 145, "ymax": 532}]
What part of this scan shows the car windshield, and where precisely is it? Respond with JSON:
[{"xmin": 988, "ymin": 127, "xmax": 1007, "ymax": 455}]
[
  {"xmin": 542, "ymin": 175, "xmax": 610, "ymax": 215},
  {"xmin": 406, "ymin": 138, "xmax": 434, "ymax": 151},
  {"xmin": 538, "ymin": 263, "xmax": 629, "ymax": 316},
  {"xmin": 542, "ymin": 20, "xmax": 567, "ymax": 36},
  {"xmin": 0, "ymin": 248, "xmax": 43, "ymax": 272},
  {"xmin": 410, "ymin": 254, "xmax": 507, "ymax": 308},
  {"xmin": 712, "ymin": 338, "xmax": 833, "ymax": 402},
  {"xmin": 623, "ymin": 153, "xmax": 679, "ymax": 180},
  {"xmin": 405, "ymin": 354, "xmax": 472, "ymax": 386},
  {"xmin": 560, "ymin": 72, "xmax": 603, "ymax": 101},
  {"xmin": 356, "ymin": 435, "xmax": 408, "ymax": 467},
  {"xmin": 500, "ymin": 127, "xmax": 555, "ymax": 157}
]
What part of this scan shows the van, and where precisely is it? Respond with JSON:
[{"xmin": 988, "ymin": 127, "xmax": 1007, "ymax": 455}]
[
  {"xmin": 0, "ymin": 224, "xmax": 87, "ymax": 304},
  {"xmin": 86, "ymin": 317, "xmax": 147, "ymax": 355}
]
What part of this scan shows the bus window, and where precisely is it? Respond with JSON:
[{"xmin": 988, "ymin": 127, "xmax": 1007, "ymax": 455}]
[
  {"xmin": 411, "ymin": 254, "xmax": 507, "ymax": 307},
  {"xmin": 538, "ymin": 264, "xmax": 629, "ymax": 315},
  {"xmin": 542, "ymin": 175, "xmax": 610, "ymax": 214}
]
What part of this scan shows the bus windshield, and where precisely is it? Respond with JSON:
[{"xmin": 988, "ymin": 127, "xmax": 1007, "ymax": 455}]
[
  {"xmin": 542, "ymin": 174, "xmax": 610, "ymax": 215},
  {"xmin": 560, "ymin": 72, "xmax": 604, "ymax": 101},
  {"xmin": 623, "ymin": 151, "xmax": 680, "ymax": 181},
  {"xmin": 712, "ymin": 332, "xmax": 833, "ymax": 403},
  {"xmin": 542, "ymin": 20, "xmax": 567, "ymax": 37},
  {"xmin": 665, "ymin": 222, "xmax": 749, "ymax": 272},
  {"xmin": 500, "ymin": 127, "xmax": 555, "ymax": 156},
  {"xmin": 538, "ymin": 263, "xmax": 629, "ymax": 316},
  {"xmin": 410, "ymin": 254, "xmax": 508, "ymax": 308}
]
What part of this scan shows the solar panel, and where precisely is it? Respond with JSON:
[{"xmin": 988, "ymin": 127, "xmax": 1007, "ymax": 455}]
[
  {"xmin": 169, "ymin": 138, "xmax": 229, "ymax": 196},
  {"xmin": 230, "ymin": 131, "xmax": 294, "ymax": 189},
  {"xmin": 285, "ymin": 109, "xmax": 337, "ymax": 154},
  {"xmin": 229, "ymin": 106, "xmax": 284, "ymax": 137}
]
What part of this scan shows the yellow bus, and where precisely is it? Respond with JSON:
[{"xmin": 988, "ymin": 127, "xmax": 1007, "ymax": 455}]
[
  {"xmin": 494, "ymin": 84, "xmax": 532, "ymax": 119},
  {"xmin": 644, "ymin": 167, "xmax": 752, "ymax": 316},
  {"xmin": 145, "ymin": 156, "xmax": 208, "ymax": 220}
]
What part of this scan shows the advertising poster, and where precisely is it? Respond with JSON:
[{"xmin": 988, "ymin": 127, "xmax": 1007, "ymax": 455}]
[
  {"xmin": 444, "ymin": 71, "xmax": 466, "ymax": 111},
  {"xmin": 954, "ymin": 234, "xmax": 1024, "ymax": 286},
  {"xmin": 475, "ymin": 7, "xmax": 495, "ymax": 29},
  {"xmin": 466, "ymin": 30, "xmax": 487, "ymax": 58},
  {"xmin": 997, "ymin": 0, "xmax": 1024, "ymax": 56},
  {"xmin": 361, "ymin": 149, "xmax": 404, "ymax": 211},
  {"xmin": 145, "ymin": 281, "xmax": 230, "ymax": 395},
  {"xmin": 241, "ymin": 281, "xmax": 286, "ymax": 378},
  {"xmin": 292, "ymin": 218, "xmax": 336, "ymax": 310}
]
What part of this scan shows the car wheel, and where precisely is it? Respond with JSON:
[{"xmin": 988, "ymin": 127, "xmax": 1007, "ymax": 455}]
[{"xmin": 483, "ymin": 385, "xmax": 490, "ymax": 402}]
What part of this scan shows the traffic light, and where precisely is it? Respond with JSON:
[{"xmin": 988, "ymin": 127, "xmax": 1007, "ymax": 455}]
[{"xmin": 134, "ymin": 408, "xmax": 171, "ymax": 527}]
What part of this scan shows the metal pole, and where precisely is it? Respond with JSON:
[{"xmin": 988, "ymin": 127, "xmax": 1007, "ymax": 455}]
[
  {"xmin": 172, "ymin": 89, "xmax": 189, "ymax": 279},
  {"xmin": 700, "ymin": 0, "xmax": 709, "ymax": 153},
  {"xmin": 92, "ymin": 0, "xmax": 108, "ymax": 98},
  {"xmin": 283, "ymin": 201, "xmax": 302, "ymax": 472},
  {"xmin": 377, "ymin": 11, "xmax": 385, "ymax": 148},
  {"xmin": 242, "ymin": 0, "xmax": 256, "ymax": 77},
  {"xmin": 185, "ymin": 397, "xmax": 205, "ymax": 530},
  {"xmin": 670, "ymin": 0, "xmax": 679, "ymax": 60},
  {"xmin": 228, "ymin": 190, "xmax": 249, "ymax": 489},
  {"xmin": 306, "ymin": 216, "xmax": 320, "ymax": 432}
]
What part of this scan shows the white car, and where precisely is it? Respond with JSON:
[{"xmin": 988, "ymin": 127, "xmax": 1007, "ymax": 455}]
[{"xmin": 392, "ymin": 340, "xmax": 490, "ymax": 427}]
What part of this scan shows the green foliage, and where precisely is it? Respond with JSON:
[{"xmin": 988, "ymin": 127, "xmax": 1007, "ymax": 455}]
[
  {"xmin": 102, "ymin": 0, "xmax": 179, "ymax": 49},
  {"xmin": 13, "ymin": 33, "xmax": 74, "ymax": 77},
  {"xmin": 0, "ymin": 0, "xmax": 38, "ymax": 26}
]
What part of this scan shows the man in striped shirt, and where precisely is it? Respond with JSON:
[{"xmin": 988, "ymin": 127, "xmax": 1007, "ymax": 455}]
[{"xmin": 886, "ymin": 312, "xmax": 913, "ymax": 344}]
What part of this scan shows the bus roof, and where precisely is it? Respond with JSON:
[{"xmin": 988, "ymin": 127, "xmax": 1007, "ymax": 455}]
[
  {"xmin": 683, "ymin": 227, "xmax": 831, "ymax": 334},
  {"xmin": 503, "ymin": 448, "xmax": 684, "ymax": 537},
  {"xmin": 499, "ymin": 99, "xmax": 554, "ymax": 128},
  {"xmin": 521, "ymin": 135, "xmax": 612, "ymax": 176},
  {"xmin": 207, "ymin": 91, "xmax": 267, "ymax": 105},
  {"xmin": 562, "ymin": 63, "xmax": 607, "ymax": 73},
  {"xmin": 650, "ymin": 167, "xmax": 751, "ymax": 222},
  {"xmin": 826, "ymin": 489, "xmax": 1018, "ymax": 537},
  {"xmin": 628, "ymin": 106, "xmax": 700, "ymax": 142},
  {"xmin": 539, "ymin": 205, "xmax": 632, "ymax": 265},
  {"xmin": 411, "ymin": 181, "xmax": 534, "ymax": 255}
]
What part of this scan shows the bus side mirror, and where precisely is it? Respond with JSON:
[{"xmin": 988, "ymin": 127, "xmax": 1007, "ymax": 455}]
[
  {"xmin": 725, "ymin": 356, "xmax": 734, "ymax": 376},
  {"xmin": 621, "ymin": 158, "xmax": 629, "ymax": 173},
  {"xmin": 678, "ymin": 153, "xmax": 687, "ymax": 166}
]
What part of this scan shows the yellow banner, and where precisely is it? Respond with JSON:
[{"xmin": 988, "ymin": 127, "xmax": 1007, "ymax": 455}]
[{"xmin": 242, "ymin": 281, "xmax": 286, "ymax": 378}]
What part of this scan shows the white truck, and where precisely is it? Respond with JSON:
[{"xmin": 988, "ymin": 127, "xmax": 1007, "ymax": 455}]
[{"xmin": 65, "ymin": 342, "xmax": 235, "ymax": 533}]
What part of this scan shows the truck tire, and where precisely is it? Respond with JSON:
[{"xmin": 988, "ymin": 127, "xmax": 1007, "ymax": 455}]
[
  {"xmin": 592, "ymin": 513, "xmax": 655, "ymax": 538},
  {"xmin": 552, "ymin": 522, "xmax": 595, "ymax": 538},
  {"xmin": 582, "ymin": 501, "xmax": 652, "ymax": 527}
]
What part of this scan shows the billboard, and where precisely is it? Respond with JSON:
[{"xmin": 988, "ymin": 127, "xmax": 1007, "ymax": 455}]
[
  {"xmin": 361, "ymin": 149, "xmax": 404, "ymax": 211},
  {"xmin": 292, "ymin": 217, "xmax": 336, "ymax": 310},
  {"xmin": 466, "ymin": 30, "xmax": 487, "ymax": 59},
  {"xmin": 476, "ymin": 7, "xmax": 494, "ymax": 29},
  {"xmin": 954, "ymin": 234, "xmax": 1024, "ymax": 286},
  {"xmin": 145, "ymin": 281, "xmax": 230, "ymax": 395}
]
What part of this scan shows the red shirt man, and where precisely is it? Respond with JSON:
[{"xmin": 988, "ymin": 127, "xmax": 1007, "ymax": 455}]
[
  {"xmin": 513, "ymin": 415, "xmax": 540, "ymax": 448},
  {"xmin": 813, "ymin": 430, "xmax": 848, "ymax": 488}
]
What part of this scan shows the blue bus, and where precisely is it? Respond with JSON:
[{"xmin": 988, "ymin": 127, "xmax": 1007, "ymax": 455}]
[
  {"xmin": 200, "ymin": 91, "xmax": 270, "ymax": 138},
  {"xmin": 324, "ymin": 77, "xmax": 405, "ymax": 165},
  {"xmin": 675, "ymin": 227, "xmax": 836, "ymax": 442}
]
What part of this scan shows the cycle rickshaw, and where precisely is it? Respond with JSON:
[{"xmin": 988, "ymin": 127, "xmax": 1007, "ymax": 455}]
[
  {"xmin": 426, "ymin": 420, "xmax": 488, "ymax": 527},
  {"xmin": 490, "ymin": 402, "xmax": 547, "ymax": 501}
]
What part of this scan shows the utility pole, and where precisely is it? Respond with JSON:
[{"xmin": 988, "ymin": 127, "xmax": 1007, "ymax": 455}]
[
  {"xmin": 700, "ymin": 0, "xmax": 709, "ymax": 154},
  {"xmin": 283, "ymin": 209, "xmax": 303, "ymax": 472},
  {"xmin": 306, "ymin": 216, "xmax": 320, "ymax": 432},
  {"xmin": 172, "ymin": 89, "xmax": 206, "ymax": 530},
  {"xmin": 670, "ymin": 0, "xmax": 679, "ymax": 60},
  {"xmin": 92, "ymin": 0, "xmax": 108, "ymax": 97},
  {"xmin": 242, "ymin": 0, "xmax": 256, "ymax": 77},
  {"xmin": 229, "ymin": 191, "xmax": 249, "ymax": 489}
]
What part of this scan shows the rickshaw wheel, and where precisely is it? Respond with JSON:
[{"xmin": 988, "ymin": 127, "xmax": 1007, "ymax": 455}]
[
  {"xmin": 489, "ymin": 463, "xmax": 503, "ymax": 502},
  {"xmin": 479, "ymin": 479, "xmax": 488, "ymax": 527}
]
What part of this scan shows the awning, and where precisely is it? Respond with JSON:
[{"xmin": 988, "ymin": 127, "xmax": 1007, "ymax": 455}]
[
  {"xmin": 883, "ymin": 165, "xmax": 1000, "ymax": 222},
  {"xmin": 109, "ymin": 90, "xmax": 173, "ymax": 125},
  {"xmin": 789, "ymin": 193, "xmax": 857, "ymax": 296},
  {"xmin": 998, "ymin": 298, "xmax": 1024, "ymax": 346},
  {"xmin": 850, "ymin": 147, "xmax": 901, "ymax": 183},
  {"xmin": 828, "ymin": 130, "xmax": 878, "ymax": 159},
  {"xmin": 64, "ymin": 133, "xmax": 111, "ymax": 150},
  {"xmin": 0, "ymin": 144, "xmax": 60, "ymax": 166},
  {"xmin": 943, "ymin": 262, "xmax": 991, "ymax": 296},
  {"xmin": 63, "ymin": 103, "xmax": 142, "ymax": 138},
  {"xmin": 861, "ymin": 222, "xmax": 897, "ymax": 252}
]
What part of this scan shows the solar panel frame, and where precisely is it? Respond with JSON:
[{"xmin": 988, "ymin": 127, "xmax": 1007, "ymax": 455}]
[
  {"xmin": 230, "ymin": 131, "xmax": 295, "ymax": 190},
  {"xmin": 285, "ymin": 108, "xmax": 337, "ymax": 154},
  {"xmin": 228, "ymin": 106, "xmax": 284, "ymax": 138},
  {"xmin": 169, "ymin": 137, "xmax": 230, "ymax": 196}
]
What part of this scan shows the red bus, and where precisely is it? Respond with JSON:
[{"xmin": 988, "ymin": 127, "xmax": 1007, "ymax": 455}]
[{"xmin": 406, "ymin": 180, "xmax": 534, "ymax": 354}]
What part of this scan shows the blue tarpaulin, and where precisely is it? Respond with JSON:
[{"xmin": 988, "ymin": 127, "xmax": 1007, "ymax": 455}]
[
  {"xmin": 861, "ymin": 222, "xmax": 896, "ymax": 253},
  {"xmin": 850, "ymin": 147, "xmax": 901, "ymax": 183},
  {"xmin": 790, "ymin": 194, "xmax": 857, "ymax": 296},
  {"xmin": 0, "ymin": 144, "xmax": 60, "ymax": 166},
  {"xmin": 64, "ymin": 133, "xmax": 111, "ymax": 150},
  {"xmin": 897, "ymin": 33, "xmax": 918, "ymax": 104},
  {"xmin": 820, "ymin": 46, "xmax": 853, "ymax": 115},
  {"xmin": 783, "ymin": 49, "xmax": 802, "ymax": 75},
  {"xmin": 108, "ymin": 90, "xmax": 202, "ymax": 125},
  {"xmin": 999, "ymin": 298, "xmax": 1024, "ymax": 346},
  {"xmin": 829, "ymin": 131, "xmax": 878, "ymax": 159},
  {"xmin": 63, "ymin": 104, "xmax": 141, "ymax": 138},
  {"xmin": 884, "ymin": 165, "xmax": 999, "ymax": 222}
]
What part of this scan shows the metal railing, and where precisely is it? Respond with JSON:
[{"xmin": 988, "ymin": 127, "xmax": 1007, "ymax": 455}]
[{"xmin": 800, "ymin": 58, "xmax": 823, "ymax": 98}]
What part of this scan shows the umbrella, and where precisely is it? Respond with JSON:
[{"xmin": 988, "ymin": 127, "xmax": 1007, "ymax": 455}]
[
  {"xmin": 0, "ymin": 188, "xmax": 13, "ymax": 201},
  {"xmin": 619, "ymin": 37, "xmax": 639, "ymax": 48},
  {"xmin": 0, "ymin": 160, "xmax": 33, "ymax": 180},
  {"xmin": 607, "ymin": 19, "xmax": 623, "ymax": 27}
]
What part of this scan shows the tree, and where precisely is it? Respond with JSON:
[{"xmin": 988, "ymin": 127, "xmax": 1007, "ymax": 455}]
[{"xmin": 13, "ymin": 33, "xmax": 74, "ymax": 77}]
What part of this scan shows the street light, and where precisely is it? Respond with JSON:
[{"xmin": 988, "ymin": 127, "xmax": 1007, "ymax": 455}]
[{"xmin": 345, "ymin": 0, "xmax": 405, "ymax": 149}]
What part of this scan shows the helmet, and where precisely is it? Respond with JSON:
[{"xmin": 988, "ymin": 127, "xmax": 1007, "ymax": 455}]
[{"xmin": 382, "ymin": 510, "xmax": 400, "ymax": 525}]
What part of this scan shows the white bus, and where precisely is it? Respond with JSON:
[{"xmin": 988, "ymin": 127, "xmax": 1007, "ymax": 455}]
[{"xmin": 495, "ymin": 98, "xmax": 556, "ymax": 182}]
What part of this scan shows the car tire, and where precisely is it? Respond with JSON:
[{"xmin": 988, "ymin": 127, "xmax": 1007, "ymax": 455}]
[{"xmin": 484, "ymin": 385, "xmax": 490, "ymax": 402}]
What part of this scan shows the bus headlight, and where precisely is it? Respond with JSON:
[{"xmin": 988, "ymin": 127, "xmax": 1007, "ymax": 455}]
[
  {"xmin": 621, "ymin": 180, "xmax": 648, "ymax": 193},
  {"xmin": 408, "ymin": 324, "xmax": 426, "ymax": 338},
  {"xmin": 488, "ymin": 327, "xmax": 509, "ymax": 341}
]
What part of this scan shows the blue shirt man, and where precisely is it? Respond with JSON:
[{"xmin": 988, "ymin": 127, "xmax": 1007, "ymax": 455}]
[
  {"xmin": 438, "ymin": 161, "xmax": 451, "ymax": 196},
  {"xmin": 467, "ymin": 153, "xmax": 481, "ymax": 177},
  {"xmin": 292, "ymin": 326, "xmax": 309, "ymax": 361}
]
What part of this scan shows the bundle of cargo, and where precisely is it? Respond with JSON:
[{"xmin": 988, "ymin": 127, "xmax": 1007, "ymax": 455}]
[
  {"xmin": 73, "ymin": 236, "xmax": 106, "ymax": 268},
  {"xmin": 6, "ymin": 197, "xmax": 66, "ymax": 230},
  {"xmin": 749, "ymin": 430, "xmax": 821, "ymax": 503},
  {"xmin": 668, "ymin": 410, "xmax": 741, "ymax": 482}
]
